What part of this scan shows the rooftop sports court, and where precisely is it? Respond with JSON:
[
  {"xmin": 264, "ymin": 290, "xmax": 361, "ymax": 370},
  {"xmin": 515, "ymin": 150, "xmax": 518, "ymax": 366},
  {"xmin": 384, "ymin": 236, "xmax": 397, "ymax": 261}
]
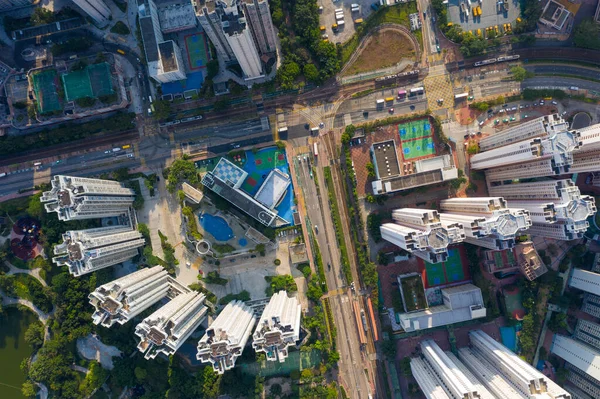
[
  {"xmin": 61, "ymin": 63, "xmax": 113, "ymax": 102},
  {"xmin": 398, "ymin": 118, "xmax": 436, "ymax": 160},
  {"xmin": 184, "ymin": 33, "xmax": 209, "ymax": 70},
  {"xmin": 421, "ymin": 247, "xmax": 470, "ymax": 288},
  {"xmin": 31, "ymin": 69, "xmax": 61, "ymax": 113}
]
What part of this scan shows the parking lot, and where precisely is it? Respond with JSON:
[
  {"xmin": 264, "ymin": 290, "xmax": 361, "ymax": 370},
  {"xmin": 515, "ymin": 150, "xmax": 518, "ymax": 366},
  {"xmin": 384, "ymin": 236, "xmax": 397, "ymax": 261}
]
[
  {"xmin": 476, "ymin": 100, "xmax": 565, "ymax": 130},
  {"xmin": 319, "ymin": 0, "xmax": 376, "ymax": 44},
  {"xmin": 447, "ymin": 0, "xmax": 520, "ymax": 36}
]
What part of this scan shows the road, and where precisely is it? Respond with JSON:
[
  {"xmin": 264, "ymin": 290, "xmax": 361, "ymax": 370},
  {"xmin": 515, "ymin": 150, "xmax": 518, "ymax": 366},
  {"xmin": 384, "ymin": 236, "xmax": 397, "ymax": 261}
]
[{"xmin": 290, "ymin": 136, "xmax": 373, "ymax": 398}]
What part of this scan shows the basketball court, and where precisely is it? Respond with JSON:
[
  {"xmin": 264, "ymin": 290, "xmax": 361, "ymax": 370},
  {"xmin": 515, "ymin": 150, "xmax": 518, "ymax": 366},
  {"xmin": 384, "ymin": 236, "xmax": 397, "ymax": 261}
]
[
  {"xmin": 185, "ymin": 33, "xmax": 209, "ymax": 70},
  {"xmin": 398, "ymin": 119, "xmax": 432, "ymax": 140},
  {"xmin": 401, "ymin": 136, "xmax": 436, "ymax": 160},
  {"xmin": 503, "ymin": 285, "xmax": 525, "ymax": 320},
  {"xmin": 31, "ymin": 69, "xmax": 61, "ymax": 113},
  {"xmin": 421, "ymin": 246, "xmax": 469, "ymax": 288}
]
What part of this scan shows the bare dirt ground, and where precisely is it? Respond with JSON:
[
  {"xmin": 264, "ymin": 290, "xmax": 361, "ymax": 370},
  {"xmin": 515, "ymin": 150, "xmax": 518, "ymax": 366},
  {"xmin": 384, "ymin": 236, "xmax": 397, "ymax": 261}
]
[
  {"xmin": 343, "ymin": 30, "xmax": 416, "ymax": 76},
  {"xmin": 76, "ymin": 334, "xmax": 122, "ymax": 370}
]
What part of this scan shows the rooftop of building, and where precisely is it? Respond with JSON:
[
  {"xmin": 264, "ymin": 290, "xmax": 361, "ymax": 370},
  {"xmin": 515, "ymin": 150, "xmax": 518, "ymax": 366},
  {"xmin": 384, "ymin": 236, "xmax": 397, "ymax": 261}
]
[
  {"xmin": 372, "ymin": 140, "xmax": 401, "ymax": 178},
  {"xmin": 158, "ymin": 1, "xmax": 197, "ymax": 32},
  {"xmin": 158, "ymin": 41, "xmax": 178, "ymax": 72},
  {"xmin": 140, "ymin": 17, "xmax": 160, "ymax": 62}
]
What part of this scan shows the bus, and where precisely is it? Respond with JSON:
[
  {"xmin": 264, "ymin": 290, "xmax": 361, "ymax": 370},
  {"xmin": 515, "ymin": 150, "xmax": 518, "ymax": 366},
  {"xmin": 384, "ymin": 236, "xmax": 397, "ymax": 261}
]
[
  {"xmin": 313, "ymin": 142, "xmax": 318, "ymax": 157},
  {"xmin": 410, "ymin": 87, "xmax": 424, "ymax": 95},
  {"xmin": 397, "ymin": 89, "xmax": 407, "ymax": 99},
  {"xmin": 455, "ymin": 92, "xmax": 469, "ymax": 101},
  {"xmin": 376, "ymin": 99, "xmax": 384, "ymax": 108},
  {"xmin": 122, "ymin": 144, "xmax": 131, "ymax": 149},
  {"xmin": 117, "ymin": 49, "xmax": 126, "ymax": 55},
  {"xmin": 385, "ymin": 96, "xmax": 394, "ymax": 103},
  {"xmin": 148, "ymin": 95, "xmax": 153, "ymax": 103}
]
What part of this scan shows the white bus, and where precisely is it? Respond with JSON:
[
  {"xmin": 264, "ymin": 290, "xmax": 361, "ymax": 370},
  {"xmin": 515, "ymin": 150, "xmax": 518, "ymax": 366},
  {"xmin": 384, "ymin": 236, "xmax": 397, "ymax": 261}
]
[
  {"xmin": 410, "ymin": 87, "xmax": 424, "ymax": 94},
  {"xmin": 314, "ymin": 142, "xmax": 318, "ymax": 157},
  {"xmin": 455, "ymin": 92, "xmax": 469, "ymax": 100}
]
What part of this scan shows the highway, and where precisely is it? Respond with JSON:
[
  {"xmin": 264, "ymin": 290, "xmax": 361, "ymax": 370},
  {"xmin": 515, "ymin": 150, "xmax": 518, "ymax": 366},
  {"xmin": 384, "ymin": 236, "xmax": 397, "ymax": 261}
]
[{"xmin": 290, "ymin": 135, "xmax": 373, "ymax": 398}]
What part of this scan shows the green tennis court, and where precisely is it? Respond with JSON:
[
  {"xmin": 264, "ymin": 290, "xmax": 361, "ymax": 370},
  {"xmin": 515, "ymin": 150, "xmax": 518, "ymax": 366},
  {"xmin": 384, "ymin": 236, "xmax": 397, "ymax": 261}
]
[
  {"xmin": 444, "ymin": 248, "xmax": 465, "ymax": 283},
  {"xmin": 398, "ymin": 119, "xmax": 432, "ymax": 140},
  {"xmin": 185, "ymin": 33, "xmax": 209, "ymax": 70},
  {"xmin": 402, "ymin": 136, "xmax": 435, "ymax": 160},
  {"xmin": 425, "ymin": 262, "xmax": 446, "ymax": 286},
  {"xmin": 31, "ymin": 70, "xmax": 61, "ymax": 113},
  {"xmin": 62, "ymin": 69, "xmax": 93, "ymax": 101},
  {"xmin": 88, "ymin": 63, "xmax": 113, "ymax": 97}
]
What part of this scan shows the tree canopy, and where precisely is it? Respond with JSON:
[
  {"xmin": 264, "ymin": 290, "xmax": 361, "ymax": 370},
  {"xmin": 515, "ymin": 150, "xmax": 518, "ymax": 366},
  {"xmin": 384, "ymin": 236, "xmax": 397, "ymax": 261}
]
[{"xmin": 573, "ymin": 19, "xmax": 600, "ymax": 50}]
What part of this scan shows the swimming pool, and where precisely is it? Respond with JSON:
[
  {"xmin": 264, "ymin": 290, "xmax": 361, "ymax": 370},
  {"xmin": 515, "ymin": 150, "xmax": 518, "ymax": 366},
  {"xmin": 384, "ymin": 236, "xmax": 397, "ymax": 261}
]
[{"xmin": 199, "ymin": 213, "xmax": 234, "ymax": 242}]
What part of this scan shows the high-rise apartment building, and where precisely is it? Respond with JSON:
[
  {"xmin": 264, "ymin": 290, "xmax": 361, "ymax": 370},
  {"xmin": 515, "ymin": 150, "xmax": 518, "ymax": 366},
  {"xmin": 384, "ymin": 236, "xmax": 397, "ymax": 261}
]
[
  {"xmin": 138, "ymin": 0, "xmax": 187, "ymax": 83},
  {"xmin": 489, "ymin": 179, "xmax": 596, "ymax": 240},
  {"xmin": 197, "ymin": 300, "xmax": 256, "ymax": 374},
  {"xmin": 411, "ymin": 330, "xmax": 571, "ymax": 399},
  {"xmin": 241, "ymin": 0, "xmax": 277, "ymax": 55},
  {"xmin": 0, "ymin": 0, "xmax": 33, "ymax": 11},
  {"xmin": 136, "ymin": 291, "xmax": 208, "ymax": 359},
  {"xmin": 72, "ymin": 0, "xmax": 112, "ymax": 26},
  {"xmin": 565, "ymin": 362, "xmax": 600, "ymax": 399},
  {"xmin": 194, "ymin": 0, "xmax": 277, "ymax": 81},
  {"xmin": 569, "ymin": 268, "xmax": 600, "ymax": 295},
  {"xmin": 582, "ymin": 293, "xmax": 600, "ymax": 318},
  {"xmin": 551, "ymin": 335, "xmax": 600, "ymax": 382},
  {"xmin": 53, "ymin": 225, "xmax": 145, "ymax": 277},
  {"xmin": 89, "ymin": 266, "xmax": 170, "ymax": 327},
  {"xmin": 471, "ymin": 130, "xmax": 581, "ymax": 172},
  {"xmin": 574, "ymin": 319, "xmax": 600, "ymax": 350},
  {"xmin": 380, "ymin": 208, "xmax": 465, "ymax": 263},
  {"xmin": 439, "ymin": 197, "xmax": 531, "ymax": 250},
  {"xmin": 569, "ymin": 124, "xmax": 600, "ymax": 173},
  {"xmin": 41, "ymin": 175, "xmax": 135, "ymax": 221},
  {"xmin": 478, "ymin": 114, "xmax": 569, "ymax": 152},
  {"xmin": 252, "ymin": 291, "xmax": 301, "ymax": 362}
]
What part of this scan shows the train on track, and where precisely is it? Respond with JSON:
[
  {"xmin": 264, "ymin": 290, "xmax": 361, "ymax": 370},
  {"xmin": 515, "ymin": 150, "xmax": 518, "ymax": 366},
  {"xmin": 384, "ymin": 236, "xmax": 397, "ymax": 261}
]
[
  {"xmin": 473, "ymin": 55, "xmax": 520, "ymax": 67},
  {"xmin": 374, "ymin": 69, "xmax": 420, "ymax": 83}
]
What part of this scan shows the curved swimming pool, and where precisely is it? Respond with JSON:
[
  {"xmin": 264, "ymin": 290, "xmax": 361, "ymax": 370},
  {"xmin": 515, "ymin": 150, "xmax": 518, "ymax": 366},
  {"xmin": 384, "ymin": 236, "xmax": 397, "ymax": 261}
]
[{"xmin": 199, "ymin": 213, "xmax": 234, "ymax": 242}]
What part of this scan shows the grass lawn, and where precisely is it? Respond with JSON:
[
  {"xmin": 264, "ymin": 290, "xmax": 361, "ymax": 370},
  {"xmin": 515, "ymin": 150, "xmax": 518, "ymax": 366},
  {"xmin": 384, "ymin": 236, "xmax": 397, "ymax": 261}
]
[
  {"xmin": 341, "ymin": 2, "xmax": 419, "ymax": 65},
  {"xmin": 343, "ymin": 30, "xmax": 416, "ymax": 76},
  {"xmin": 12, "ymin": 274, "xmax": 43, "ymax": 302}
]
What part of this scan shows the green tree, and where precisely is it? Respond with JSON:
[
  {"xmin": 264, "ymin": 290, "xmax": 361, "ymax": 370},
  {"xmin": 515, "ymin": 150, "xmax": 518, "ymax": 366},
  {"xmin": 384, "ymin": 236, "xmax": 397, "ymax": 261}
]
[
  {"xmin": 548, "ymin": 312, "xmax": 568, "ymax": 332},
  {"xmin": 79, "ymin": 361, "xmax": 108, "ymax": 396},
  {"xmin": 31, "ymin": 8, "xmax": 54, "ymax": 26},
  {"xmin": 166, "ymin": 158, "xmax": 199, "ymax": 193},
  {"xmin": 24, "ymin": 322, "xmax": 44, "ymax": 349},
  {"xmin": 265, "ymin": 274, "xmax": 297, "ymax": 296},
  {"xmin": 206, "ymin": 59, "xmax": 219, "ymax": 80},
  {"xmin": 400, "ymin": 357, "xmax": 412, "ymax": 376},
  {"xmin": 303, "ymin": 63, "xmax": 319, "ymax": 83},
  {"xmin": 366, "ymin": 162, "xmax": 375, "ymax": 178},
  {"xmin": 270, "ymin": 382, "xmax": 282, "ymax": 396},
  {"xmin": 152, "ymin": 99, "xmax": 172, "ymax": 120},
  {"xmin": 510, "ymin": 66, "xmax": 533, "ymax": 82},
  {"xmin": 574, "ymin": 19, "xmax": 600, "ymax": 50},
  {"xmin": 276, "ymin": 61, "xmax": 301, "ymax": 89},
  {"xmin": 198, "ymin": 366, "xmax": 221, "ymax": 399},
  {"xmin": 21, "ymin": 381, "xmax": 37, "ymax": 398},
  {"xmin": 134, "ymin": 366, "xmax": 148, "ymax": 382}
]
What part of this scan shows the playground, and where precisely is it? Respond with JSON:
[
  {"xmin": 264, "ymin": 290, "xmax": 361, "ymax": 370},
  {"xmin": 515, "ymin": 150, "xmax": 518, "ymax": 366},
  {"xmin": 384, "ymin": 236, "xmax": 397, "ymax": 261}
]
[
  {"xmin": 62, "ymin": 63, "xmax": 113, "ymax": 102},
  {"xmin": 31, "ymin": 69, "xmax": 61, "ymax": 113},
  {"xmin": 184, "ymin": 33, "xmax": 209, "ymax": 70},
  {"xmin": 420, "ymin": 246, "xmax": 469, "ymax": 288},
  {"xmin": 398, "ymin": 119, "xmax": 432, "ymax": 140},
  {"xmin": 10, "ymin": 217, "xmax": 43, "ymax": 261}
]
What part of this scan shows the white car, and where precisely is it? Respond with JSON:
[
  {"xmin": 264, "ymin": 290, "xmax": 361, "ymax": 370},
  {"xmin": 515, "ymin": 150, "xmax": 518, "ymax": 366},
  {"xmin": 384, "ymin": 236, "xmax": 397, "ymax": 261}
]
[{"xmin": 551, "ymin": 101, "xmax": 558, "ymax": 105}]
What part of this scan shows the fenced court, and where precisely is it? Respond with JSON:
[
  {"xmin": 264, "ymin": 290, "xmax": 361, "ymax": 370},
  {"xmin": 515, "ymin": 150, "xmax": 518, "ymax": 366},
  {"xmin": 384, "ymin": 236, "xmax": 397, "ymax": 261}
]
[
  {"xmin": 401, "ymin": 136, "xmax": 435, "ymax": 160},
  {"xmin": 62, "ymin": 63, "xmax": 113, "ymax": 102},
  {"xmin": 424, "ymin": 262, "xmax": 446, "ymax": 287},
  {"xmin": 31, "ymin": 69, "xmax": 61, "ymax": 113},
  {"xmin": 503, "ymin": 285, "xmax": 525, "ymax": 320},
  {"xmin": 398, "ymin": 119, "xmax": 431, "ymax": 140},
  {"xmin": 422, "ymin": 247, "xmax": 469, "ymax": 288},
  {"xmin": 185, "ymin": 33, "xmax": 209, "ymax": 70},
  {"xmin": 444, "ymin": 248, "xmax": 465, "ymax": 283}
]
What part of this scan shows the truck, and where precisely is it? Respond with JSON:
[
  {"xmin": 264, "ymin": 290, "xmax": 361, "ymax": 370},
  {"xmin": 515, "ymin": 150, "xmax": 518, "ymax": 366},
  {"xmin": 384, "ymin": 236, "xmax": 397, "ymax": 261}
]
[
  {"xmin": 376, "ymin": 99, "xmax": 384, "ymax": 108},
  {"xmin": 337, "ymin": 19, "xmax": 345, "ymax": 26},
  {"xmin": 113, "ymin": 148, "xmax": 122, "ymax": 153}
]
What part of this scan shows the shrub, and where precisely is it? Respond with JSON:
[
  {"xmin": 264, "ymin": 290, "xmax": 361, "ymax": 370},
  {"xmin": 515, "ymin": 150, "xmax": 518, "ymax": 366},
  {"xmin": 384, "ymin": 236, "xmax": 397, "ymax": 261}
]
[{"xmin": 274, "ymin": 258, "xmax": 281, "ymax": 266}]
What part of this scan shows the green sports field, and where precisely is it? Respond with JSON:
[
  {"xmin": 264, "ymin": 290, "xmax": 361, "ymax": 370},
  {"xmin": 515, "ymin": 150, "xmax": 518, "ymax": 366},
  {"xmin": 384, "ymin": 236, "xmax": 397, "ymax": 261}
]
[
  {"xmin": 398, "ymin": 119, "xmax": 432, "ymax": 140},
  {"xmin": 444, "ymin": 249, "xmax": 465, "ymax": 283},
  {"xmin": 402, "ymin": 136, "xmax": 435, "ymax": 160},
  {"xmin": 425, "ymin": 262, "xmax": 446, "ymax": 286},
  {"xmin": 32, "ymin": 70, "xmax": 61, "ymax": 113},
  {"xmin": 185, "ymin": 33, "xmax": 209, "ymax": 70}
]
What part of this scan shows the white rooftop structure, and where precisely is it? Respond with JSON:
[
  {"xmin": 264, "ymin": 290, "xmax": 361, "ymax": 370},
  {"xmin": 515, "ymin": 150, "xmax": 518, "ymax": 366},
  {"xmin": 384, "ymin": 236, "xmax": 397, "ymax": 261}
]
[
  {"xmin": 252, "ymin": 291, "xmax": 301, "ymax": 362},
  {"xmin": 410, "ymin": 357, "xmax": 452, "ymax": 399},
  {"xmin": 399, "ymin": 284, "xmax": 486, "ymax": 332},
  {"xmin": 197, "ymin": 300, "xmax": 256, "ymax": 374},
  {"xmin": 182, "ymin": 182, "xmax": 204, "ymax": 204},
  {"xmin": 479, "ymin": 114, "xmax": 569, "ymax": 152},
  {"xmin": 470, "ymin": 130, "xmax": 581, "ymax": 171},
  {"xmin": 569, "ymin": 268, "xmax": 600, "ymax": 295},
  {"xmin": 53, "ymin": 225, "xmax": 145, "ymax": 277},
  {"xmin": 41, "ymin": 175, "xmax": 135, "ymax": 221},
  {"xmin": 380, "ymin": 208, "xmax": 465, "ymax": 263},
  {"xmin": 552, "ymin": 334, "xmax": 600, "ymax": 382},
  {"xmin": 439, "ymin": 197, "xmax": 531, "ymax": 250},
  {"xmin": 254, "ymin": 169, "xmax": 291, "ymax": 210},
  {"xmin": 469, "ymin": 330, "xmax": 571, "ymax": 399},
  {"xmin": 89, "ymin": 266, "xmax": 170, "ymax": 327},
  {"xmin": 136, "ymin": 291, "xmax": 208, "ymax": 359},
  {"xmin": 158, "ymin": 2, "xmax": 197, "ymax": 33},
  {"xmin": 73, "ymin": 0, "xmax": 112, "ymax": 27},
  {"xmin": 417, "ymin": 339, "xmax": 486, "ymax": 399}
]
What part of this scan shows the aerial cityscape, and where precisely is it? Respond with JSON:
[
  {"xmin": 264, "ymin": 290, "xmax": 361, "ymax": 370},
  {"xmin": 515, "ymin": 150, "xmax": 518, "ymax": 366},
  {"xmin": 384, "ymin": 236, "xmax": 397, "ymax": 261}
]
[{"xmin": 1, "ymin": 0, "xmax": 600, "ymax": 398}]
